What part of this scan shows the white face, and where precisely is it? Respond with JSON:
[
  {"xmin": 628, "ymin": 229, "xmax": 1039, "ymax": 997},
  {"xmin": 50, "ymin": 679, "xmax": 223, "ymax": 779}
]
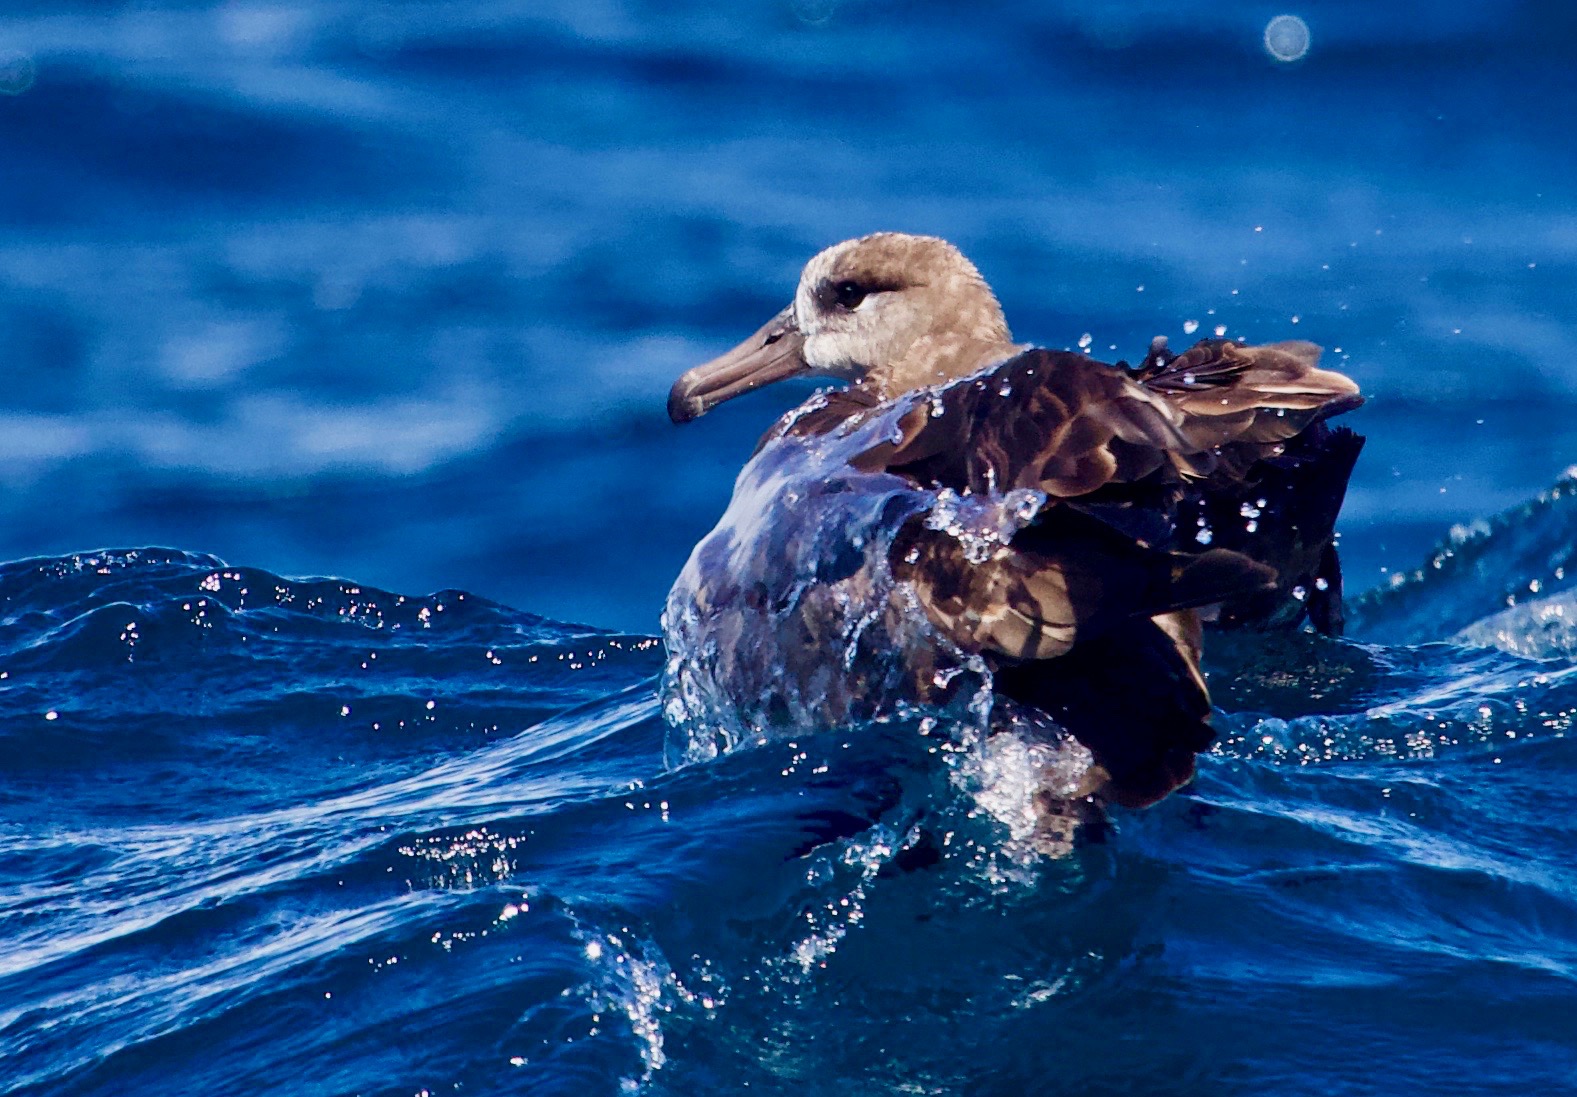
[{"xmin": 791, "ymin": 254, "xmax": 927, "ymax": 381}]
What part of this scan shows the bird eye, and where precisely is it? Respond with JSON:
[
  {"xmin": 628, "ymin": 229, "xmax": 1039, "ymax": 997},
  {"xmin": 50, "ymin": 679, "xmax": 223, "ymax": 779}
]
[{"xmin": 832, "ymin": 281, "xmax": 869, "ymax": 310}]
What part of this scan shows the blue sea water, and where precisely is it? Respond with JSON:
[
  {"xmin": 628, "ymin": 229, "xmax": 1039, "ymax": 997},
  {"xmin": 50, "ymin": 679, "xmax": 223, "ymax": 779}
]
[{"xmin": 2, "ymin": 1, "xmax": 1577, "ymax": 1093}]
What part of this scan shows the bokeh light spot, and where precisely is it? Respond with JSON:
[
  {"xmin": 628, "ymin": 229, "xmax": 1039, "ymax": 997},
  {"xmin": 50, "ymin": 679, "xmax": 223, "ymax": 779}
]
[
  {"xmin": 0, "ymin": 52, "xmax": 36, "ymax": 96},
  {"xmin": 1263, "ymin": 15, "xmax": 1310, "ymax": 62},
  {"xmin": 789, "ymin": 0, "xmax": 841, "ymax": 25}
]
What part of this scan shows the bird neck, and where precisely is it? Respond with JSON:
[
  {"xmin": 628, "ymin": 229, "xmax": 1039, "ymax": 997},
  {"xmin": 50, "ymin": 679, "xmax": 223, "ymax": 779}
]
[{"xmin": 870, "ymin": 333, "xmax": 1026, "ymax": 400}]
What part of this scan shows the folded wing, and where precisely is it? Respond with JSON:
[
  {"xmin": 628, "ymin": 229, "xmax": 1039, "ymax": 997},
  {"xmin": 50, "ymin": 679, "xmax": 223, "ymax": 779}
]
[{"xmin": 861, "ymin": 339, "xmax": 1362, "ymax": 805}]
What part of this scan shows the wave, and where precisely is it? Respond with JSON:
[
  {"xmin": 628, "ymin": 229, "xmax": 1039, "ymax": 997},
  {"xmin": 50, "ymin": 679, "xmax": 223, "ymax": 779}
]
[{"xmin": 6, "ymin": 450, "xmax": 1577, "ymax": 1092}]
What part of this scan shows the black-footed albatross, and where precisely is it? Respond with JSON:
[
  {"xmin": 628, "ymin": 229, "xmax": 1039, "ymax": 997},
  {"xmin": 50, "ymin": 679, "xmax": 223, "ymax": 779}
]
[{"xmin": 663, "ymin": 232, "xmax": 1364, "ymax": 809}]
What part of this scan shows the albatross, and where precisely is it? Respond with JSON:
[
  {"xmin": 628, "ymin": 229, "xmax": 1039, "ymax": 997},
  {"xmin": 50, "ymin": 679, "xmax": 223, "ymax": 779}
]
[{"xmin": 663, "ymin": 233, "xmax": 1364, "ymax": 809}]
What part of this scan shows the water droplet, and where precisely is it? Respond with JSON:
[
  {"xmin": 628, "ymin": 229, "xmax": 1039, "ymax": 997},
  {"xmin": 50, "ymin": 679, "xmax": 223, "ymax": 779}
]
[
  {"xmin": 1077, "ymin": 332, "xmax": 1093, "ymax": 350},
  {"xmin": 1183, "ymin": 319, "xmax": 1199, "ymax": 335}
]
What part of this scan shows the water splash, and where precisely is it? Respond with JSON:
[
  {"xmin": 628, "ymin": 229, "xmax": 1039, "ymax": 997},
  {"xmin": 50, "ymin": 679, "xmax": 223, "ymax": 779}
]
[
  {"xmin": 953, "ymin": 721, "xmax": 1096, "ymax": 875},
  {"xmin": 574, "ymin": 926, "xmax": 700, "ymax": 1088},
  {"xmin": 924, "ymin": 487, "xmax": 1046, "ymax": 565},
  {"xmin": 660, "ymin": 397, "xmax": 1004, "ymax": 766}
]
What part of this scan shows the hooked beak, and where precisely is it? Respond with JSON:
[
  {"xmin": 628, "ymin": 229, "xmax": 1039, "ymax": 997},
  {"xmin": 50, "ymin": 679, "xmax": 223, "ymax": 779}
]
[{"xmin": 667, "ymin": 307, "xmax": 807, "ymax": 424}]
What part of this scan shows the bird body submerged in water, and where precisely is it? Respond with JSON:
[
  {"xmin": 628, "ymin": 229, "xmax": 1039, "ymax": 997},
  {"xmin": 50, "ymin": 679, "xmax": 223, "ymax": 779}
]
[{"xmin": 663, "ymin": 233, "xmax": 1363, "ymax": 809}]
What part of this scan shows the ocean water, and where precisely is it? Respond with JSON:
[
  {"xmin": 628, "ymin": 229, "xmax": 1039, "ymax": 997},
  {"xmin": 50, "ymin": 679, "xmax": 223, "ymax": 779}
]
[{"xmin": 2, "ymin": 1, "xmax": 1577, "ymax": 1093}]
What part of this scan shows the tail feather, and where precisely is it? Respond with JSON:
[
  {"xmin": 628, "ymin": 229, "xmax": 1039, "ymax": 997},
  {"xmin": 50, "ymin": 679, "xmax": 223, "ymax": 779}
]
[
  {"xmin": 1168, "ymin": 548, "xmax": 1278, "ymax": 611},
  {"xmin": 1187, "ymin": 423, "xmax": 1366, "ymax": 633}
]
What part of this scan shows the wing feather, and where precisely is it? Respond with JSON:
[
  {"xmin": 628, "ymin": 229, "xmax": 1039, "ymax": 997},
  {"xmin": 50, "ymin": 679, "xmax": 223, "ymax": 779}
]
[
  {"xmin": 833, "ymin": 341, "xmax": 1362, "ymax": 513},
  {"xmin": 893, "ymin": 506, "xmax": 1275, "ymax": 662},
  {"xmin": 1138, "ymin": 338, "xmax": 1363, "ymax": 452}
]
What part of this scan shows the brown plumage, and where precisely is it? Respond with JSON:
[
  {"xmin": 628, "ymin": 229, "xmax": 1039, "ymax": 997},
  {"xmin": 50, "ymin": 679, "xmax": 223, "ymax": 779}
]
[{"xmin": 665, "ymin": 233, "xmax": 1364, "ymax": 808}]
